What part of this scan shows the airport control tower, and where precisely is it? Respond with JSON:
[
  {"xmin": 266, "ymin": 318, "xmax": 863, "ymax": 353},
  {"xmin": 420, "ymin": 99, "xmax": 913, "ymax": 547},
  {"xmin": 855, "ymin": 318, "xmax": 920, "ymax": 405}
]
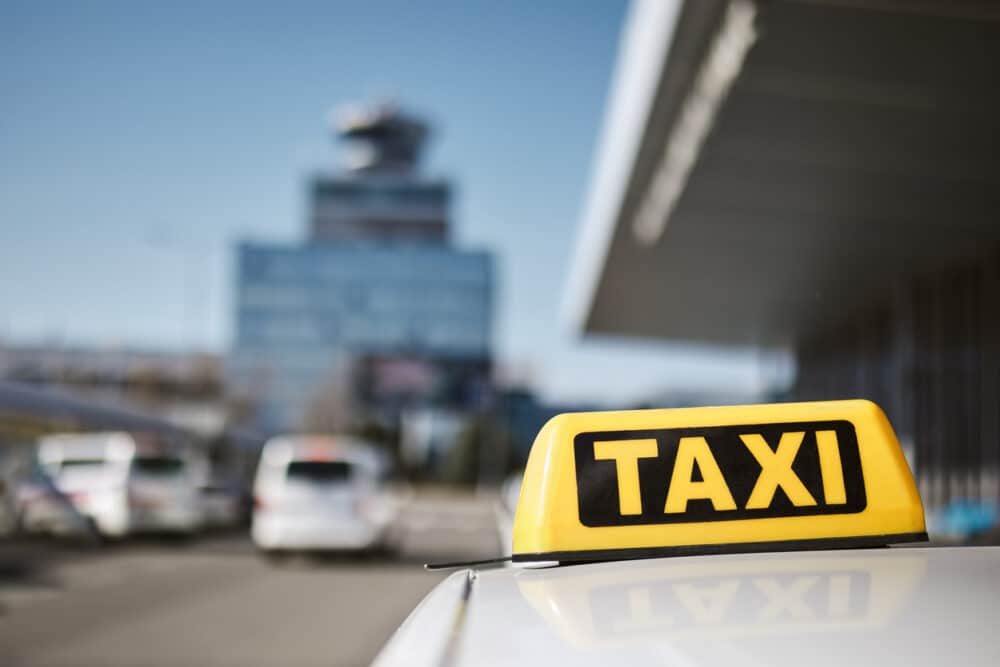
[
  {"xmin": 309, "ymin": 103, "xmax": 450, "ymax": 245},
  {"xmin": 231, "ymin": 102, "xmax": 492, "ymax": 431}
]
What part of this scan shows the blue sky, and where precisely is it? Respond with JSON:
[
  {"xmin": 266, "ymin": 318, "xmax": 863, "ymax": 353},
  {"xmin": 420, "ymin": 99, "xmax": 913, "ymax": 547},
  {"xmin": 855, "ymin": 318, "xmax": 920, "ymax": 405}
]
[{"xmin": 0, "ymin": 0, "xmax": 769, "ymax": 404}]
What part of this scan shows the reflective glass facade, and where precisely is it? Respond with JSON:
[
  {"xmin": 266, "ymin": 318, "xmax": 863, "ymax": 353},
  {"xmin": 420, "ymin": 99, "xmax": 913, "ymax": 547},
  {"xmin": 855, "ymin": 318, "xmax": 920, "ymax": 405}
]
[
  {"xmin": 310, "ymin": 176, "xmax": 450, "ymax": 243},
  {"xmin": 230, "ymin": 242, "xmax": 493, "ymax": 429}
]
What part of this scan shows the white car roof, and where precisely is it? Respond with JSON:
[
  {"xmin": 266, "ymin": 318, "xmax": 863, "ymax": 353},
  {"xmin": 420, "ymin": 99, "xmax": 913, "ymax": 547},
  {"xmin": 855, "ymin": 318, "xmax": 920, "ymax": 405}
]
[
  {"xmin": 376, "ymin": 546, "xmax": 1000, "ymax": 667},
  {"xmin": 38, "ymin": 431, "xmax": 136, "ymax": 463}
]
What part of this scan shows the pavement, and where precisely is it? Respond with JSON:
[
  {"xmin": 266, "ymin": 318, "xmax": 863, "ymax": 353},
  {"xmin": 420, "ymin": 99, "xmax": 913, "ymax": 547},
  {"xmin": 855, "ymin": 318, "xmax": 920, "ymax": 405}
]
[{"xmin": 0, "ymin": 489, "xmax": 502, "ymax": 667}]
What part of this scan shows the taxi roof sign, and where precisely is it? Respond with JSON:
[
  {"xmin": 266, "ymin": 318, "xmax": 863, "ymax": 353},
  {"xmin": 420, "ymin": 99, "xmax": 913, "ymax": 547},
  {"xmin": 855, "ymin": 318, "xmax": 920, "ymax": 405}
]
[{"xmin": 512, "ymin": 400, "xmax": 926, "ymax": 563}]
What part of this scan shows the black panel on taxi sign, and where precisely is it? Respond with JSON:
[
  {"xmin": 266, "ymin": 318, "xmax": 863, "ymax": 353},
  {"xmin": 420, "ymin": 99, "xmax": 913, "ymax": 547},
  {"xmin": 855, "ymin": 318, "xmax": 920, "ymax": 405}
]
[{"xmin": 574, "ymin": 420, "xmax": 865, "ymax": 527}]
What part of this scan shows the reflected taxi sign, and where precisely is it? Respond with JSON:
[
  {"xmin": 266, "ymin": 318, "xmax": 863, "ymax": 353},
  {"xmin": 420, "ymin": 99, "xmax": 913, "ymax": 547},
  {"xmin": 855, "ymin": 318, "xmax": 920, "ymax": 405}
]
[{"xmin": 512, "ymin": 400, "xmax": 926, "ymax": 563}]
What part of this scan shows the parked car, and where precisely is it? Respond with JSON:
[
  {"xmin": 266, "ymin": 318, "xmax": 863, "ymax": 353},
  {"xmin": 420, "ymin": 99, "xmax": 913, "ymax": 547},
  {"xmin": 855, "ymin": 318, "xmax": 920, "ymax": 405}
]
[
  {"xmin": 15, "ymin": 471, "xmax": 91, "ymax": 536},
  {"xmin": 32, "ymin": 431, "xmax": 203, "ymax": 538},
  {"xmin": 251, "ymin": 435, "xmax": 397, "ymax": 555}
]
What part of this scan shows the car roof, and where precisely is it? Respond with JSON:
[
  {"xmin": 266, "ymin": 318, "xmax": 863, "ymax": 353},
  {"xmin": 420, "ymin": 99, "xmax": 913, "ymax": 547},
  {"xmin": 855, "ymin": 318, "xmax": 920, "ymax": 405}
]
[
  {"xmin": 38, "ymin": 431, "xmax": 135, "ymax": 462},
  {"xmin": 376, "ymin": 546, "xmax": 1000, "ymax": 666}
]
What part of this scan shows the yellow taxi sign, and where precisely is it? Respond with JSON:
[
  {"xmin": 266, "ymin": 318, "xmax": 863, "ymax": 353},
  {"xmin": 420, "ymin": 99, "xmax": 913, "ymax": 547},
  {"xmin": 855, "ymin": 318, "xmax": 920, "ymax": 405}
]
[{"xmin": 512, "ymin": 400, "xmax": 926, "ymax": 563}]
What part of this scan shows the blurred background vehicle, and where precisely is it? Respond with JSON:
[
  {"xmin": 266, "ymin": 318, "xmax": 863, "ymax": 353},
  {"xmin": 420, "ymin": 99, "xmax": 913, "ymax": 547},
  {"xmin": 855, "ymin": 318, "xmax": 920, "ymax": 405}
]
[
  {"xmin": 251, "ymin": 435, "xmax": 398, "ymax": 555},
  {"xmin": 30, "ymin": 432, "xmax": 203, "ymax": 538},
  {"xmin": 14, "ymin": 467, "xmax": 91, "ymax": 537},
  {"xmin": 0, "ymin": 475, "xmax": 16, "ymax": 537}
]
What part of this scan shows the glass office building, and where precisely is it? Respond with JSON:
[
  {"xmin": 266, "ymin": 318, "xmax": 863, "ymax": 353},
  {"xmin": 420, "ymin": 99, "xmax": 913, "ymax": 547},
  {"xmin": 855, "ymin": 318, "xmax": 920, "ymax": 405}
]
[{"xmin": 230, "ymin": 104, "xmax": 493, "ymax": 431}]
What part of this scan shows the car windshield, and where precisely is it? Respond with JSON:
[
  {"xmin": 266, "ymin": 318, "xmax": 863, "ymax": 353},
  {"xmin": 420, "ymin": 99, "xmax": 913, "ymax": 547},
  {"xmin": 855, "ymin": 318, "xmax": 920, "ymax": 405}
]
[
  {"xmin": 286, "ymin": 461, "xmax": 352, "ymax": 484},
  {"xmin": 132, "ymin": 457, "xmax": 186, "ymax": 476}
]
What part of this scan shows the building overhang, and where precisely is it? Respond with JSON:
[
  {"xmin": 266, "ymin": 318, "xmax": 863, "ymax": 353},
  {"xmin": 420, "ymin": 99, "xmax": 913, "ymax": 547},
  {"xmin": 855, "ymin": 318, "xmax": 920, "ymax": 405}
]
[{"xmin": 564, "ymin": 0, "xmax": 1000, "ymax": 348}]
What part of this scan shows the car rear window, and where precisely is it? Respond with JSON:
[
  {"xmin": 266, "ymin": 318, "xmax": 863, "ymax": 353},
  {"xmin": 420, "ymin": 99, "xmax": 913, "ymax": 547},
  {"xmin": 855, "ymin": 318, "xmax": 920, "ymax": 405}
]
[
  {"xmin": 59, "ymin": 458, "xmax": 107, "ymax": 468},
  {"xmin": 132, "ymin": 457, "xmax": 185, "ymax": 475},
  {"xmin": 286, "ymin": 461, "xmax": 352, "ymax": 483}
]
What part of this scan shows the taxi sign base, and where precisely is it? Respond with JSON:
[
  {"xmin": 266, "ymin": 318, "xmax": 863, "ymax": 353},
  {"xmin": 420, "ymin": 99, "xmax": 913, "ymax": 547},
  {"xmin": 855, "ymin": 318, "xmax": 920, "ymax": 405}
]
[{"xmin": 512, "ymin": 531, "xmax": 928, "ymax": 564}]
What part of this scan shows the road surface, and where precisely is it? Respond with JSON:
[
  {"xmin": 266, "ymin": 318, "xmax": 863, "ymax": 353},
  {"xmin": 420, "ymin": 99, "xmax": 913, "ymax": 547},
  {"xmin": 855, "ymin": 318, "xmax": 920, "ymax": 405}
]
[{"xmin": 0, "ymin": 490, "xmax": 501, "ymax": 667}]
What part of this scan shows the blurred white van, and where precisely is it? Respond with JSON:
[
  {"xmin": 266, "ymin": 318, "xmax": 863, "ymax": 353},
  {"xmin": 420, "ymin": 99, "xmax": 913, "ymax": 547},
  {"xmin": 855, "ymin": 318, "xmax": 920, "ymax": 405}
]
[
  {"xmin": 251, "ymin": 435, "xmax": 396, "ymax": 554},
  {"xmin": 32, "ymin": 432, "xmax": 203, "ymax": 538}
]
